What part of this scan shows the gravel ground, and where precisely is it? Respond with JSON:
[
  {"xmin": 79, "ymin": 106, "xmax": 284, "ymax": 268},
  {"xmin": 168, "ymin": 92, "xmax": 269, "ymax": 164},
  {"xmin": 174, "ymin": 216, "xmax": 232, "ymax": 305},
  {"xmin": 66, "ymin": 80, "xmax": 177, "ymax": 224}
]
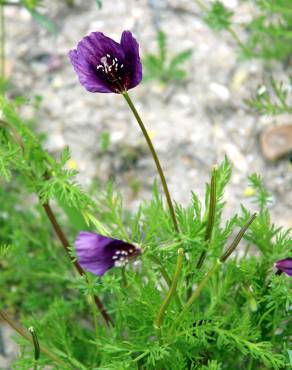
[{"xmin": 1, "ymin": 0, "xmax": 292, "ymax": 367}]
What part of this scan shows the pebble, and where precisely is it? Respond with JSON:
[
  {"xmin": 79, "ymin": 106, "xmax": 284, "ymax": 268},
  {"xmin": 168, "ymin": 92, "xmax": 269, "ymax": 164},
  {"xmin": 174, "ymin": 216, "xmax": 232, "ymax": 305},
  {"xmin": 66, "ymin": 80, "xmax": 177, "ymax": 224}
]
[{"xmin": 260, "ymin": 124, "xmax": 292, "ymax": 161}]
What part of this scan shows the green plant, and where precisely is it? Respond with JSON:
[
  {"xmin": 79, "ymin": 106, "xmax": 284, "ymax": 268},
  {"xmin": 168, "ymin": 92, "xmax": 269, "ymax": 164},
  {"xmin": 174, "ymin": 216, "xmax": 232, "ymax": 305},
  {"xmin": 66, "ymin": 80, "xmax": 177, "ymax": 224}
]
[
  {"xmin": 247, "ymin": 77, "xmax": 292, "ymax": 115},
  {"xmin": 143, "ymin": 30, "xmax": 192, "ymax": 84},
  {"xmin": 0, "ymin": 96, "xmax": 291, "ymax": 369}
]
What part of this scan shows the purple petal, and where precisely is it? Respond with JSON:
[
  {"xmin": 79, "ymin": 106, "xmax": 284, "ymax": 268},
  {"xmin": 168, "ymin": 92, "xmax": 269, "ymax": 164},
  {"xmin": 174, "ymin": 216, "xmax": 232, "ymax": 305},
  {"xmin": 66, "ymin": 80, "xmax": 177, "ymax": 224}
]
[
  {"xmin": 275, "ymin": 258, "xmax": 292, "ymax": 276},
  {"xmin": 120, "ymin": 31, "xmax": 142, "ymax": 89},
  {"xmin": 75, "ymin": 232, "xmax": 110, "ymax": 259},
  {"xmin": 75, "ymin": 231, "xmax": 141, "ymax": 276},
  {"xmin": 69, "ymin": 49, "xmax": 112, "ymax": 93},
  {"xmin": 77, "ymin": 32, "xmax": 124, "ymax": 65}
]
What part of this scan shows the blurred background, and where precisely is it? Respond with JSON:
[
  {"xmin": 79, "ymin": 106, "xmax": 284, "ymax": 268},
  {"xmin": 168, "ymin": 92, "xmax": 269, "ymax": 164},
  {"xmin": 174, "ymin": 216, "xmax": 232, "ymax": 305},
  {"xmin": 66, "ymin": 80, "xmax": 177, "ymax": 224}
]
[{"xmin": 0, "ymin": 0, "xmax": 291, "ymax": 366}]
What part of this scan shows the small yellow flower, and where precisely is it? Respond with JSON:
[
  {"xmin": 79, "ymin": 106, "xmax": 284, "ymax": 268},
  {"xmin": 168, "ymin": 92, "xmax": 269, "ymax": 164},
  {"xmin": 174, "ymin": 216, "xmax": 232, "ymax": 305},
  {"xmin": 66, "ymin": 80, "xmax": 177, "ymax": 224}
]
[
  {"xmin": 243, "ymin": 187, "xmax": 256, "ymax": 197},
  {"xmin": 66, "ymin": 159, "xmax": 78, "ymax": 170}
]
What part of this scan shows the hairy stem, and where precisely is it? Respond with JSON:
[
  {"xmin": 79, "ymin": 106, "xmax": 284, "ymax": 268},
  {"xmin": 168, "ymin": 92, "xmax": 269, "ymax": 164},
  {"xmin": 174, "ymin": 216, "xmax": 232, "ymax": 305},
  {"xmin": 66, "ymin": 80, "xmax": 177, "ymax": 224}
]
[
  {"xmin": 154, "ymin": 248, "xmax": 184, "ymax": 329},
  {"xmin": 42, "ymin": 202, "xmax": 113, "ymax": 326},
  {"xmin": 220, "ymin": 213, "xmax": 257, "ymax": 263},
  {"xmin": 0, "ymin": 310, "xmax": 68, "ymax": 368},
  {"xmin": 122, "ymin": 91, "xmax": 179, "ymax": 233},
  {"xmin": 196, "ymin": 167, "xmax": 217, "ymax": 269}
]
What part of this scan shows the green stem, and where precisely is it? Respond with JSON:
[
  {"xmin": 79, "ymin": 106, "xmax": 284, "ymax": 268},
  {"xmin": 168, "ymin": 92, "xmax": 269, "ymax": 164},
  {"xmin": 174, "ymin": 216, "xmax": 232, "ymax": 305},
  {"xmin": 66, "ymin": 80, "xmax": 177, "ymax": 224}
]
[
  {"xmin": 86, "ymin": 274, "xmax": 99, "ymax": 339},
  {"xmin": 149, "ymin": 255, "xmax": 182, "ymax": 309},
  {"xmin": 196, "ymin": 166, "xmax": 217, "ymax": 269},
  {"xmin": 121, "ymin": 266, "xmax": 128, "ymax": 287},
  {"xmin": 90, "ymin": 294, "xmax": 99, "ymax": 339},
  {"xmin": 193, "ymin": 0, "xmax": 208, "ymax": 11},
  {"xmin": 122, "ymin": 91, "xmax": 179, "ymax": 233},
  {"xmin": 172, "ymin": 214, "xmax": 256, "ymax": 331},
  {"xmin": 186, "ymin": 260, "xmax": 221, "ymax": 312},
  {"xmin": 227, "ymin": 26, "xmax": 250, "ymax": 56},
  {"xmin": 220, "ymin": 213, "xmax": 257, "ymax": 263},
  {"xmin": 0, "ymin": 310, "xmax": 69, "ymax": 369},
  {"xmin": 154, "ymin": 248, "xmax": 184, "ymax": 329},
  {"xmin": 0, "ymin": 4, "xmax": 5, "ymax": 77}
]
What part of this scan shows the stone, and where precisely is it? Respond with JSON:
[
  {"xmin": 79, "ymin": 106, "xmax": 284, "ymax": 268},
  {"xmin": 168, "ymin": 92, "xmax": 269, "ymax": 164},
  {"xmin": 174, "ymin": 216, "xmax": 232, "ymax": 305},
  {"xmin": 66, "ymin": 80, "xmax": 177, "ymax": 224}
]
[{"xmin": 260, "ymin": 124, "xmax": 292, "ymax": 161}]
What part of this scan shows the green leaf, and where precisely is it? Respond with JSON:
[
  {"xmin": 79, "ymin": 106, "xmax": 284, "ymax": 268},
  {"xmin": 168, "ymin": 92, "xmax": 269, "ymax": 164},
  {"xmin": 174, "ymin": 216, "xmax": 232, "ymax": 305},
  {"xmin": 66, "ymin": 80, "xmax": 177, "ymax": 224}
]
[
  {"xmin": 287, "ymin": 350, "xmax": 292, "ymax": 366},
  {"xmin": 157, "ymin": 30, "xmax": 167, "ymax": 63},
  {"xmin": 204, "ymin": 1, "xmax": 233, "ymax": 30},
  {"xmin": 169, "ymin": 49, "xmax": 192, "ymax": 70},
  {"xmin": 95, "ymin": 0, "xmax": 102, "ymax": 9},
  {"xmin": 29, "ymin": 9, "xmax": 56, "ymax": 34}
]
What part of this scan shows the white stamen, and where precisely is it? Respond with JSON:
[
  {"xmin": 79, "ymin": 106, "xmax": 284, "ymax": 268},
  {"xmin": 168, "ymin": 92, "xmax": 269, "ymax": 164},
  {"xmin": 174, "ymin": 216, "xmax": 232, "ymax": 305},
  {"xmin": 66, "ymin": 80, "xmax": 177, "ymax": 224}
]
[
  {"xmin": 112, "ymin": 255, "xmax": 118, "ymax": 260},
  {"xmin": 120, "ymin": 64, "xmax": 124, "ymax": 68},
  {"xmin": 129, "ymin": 249, "xmax": 134, "ymax": 253},
  {"xmin": 106, "ymin": 54, "xmax": 111, "ymax": 58},
  {"xmin": 100, "ymin": 56, "xmax": 107, "ymax": 64}
]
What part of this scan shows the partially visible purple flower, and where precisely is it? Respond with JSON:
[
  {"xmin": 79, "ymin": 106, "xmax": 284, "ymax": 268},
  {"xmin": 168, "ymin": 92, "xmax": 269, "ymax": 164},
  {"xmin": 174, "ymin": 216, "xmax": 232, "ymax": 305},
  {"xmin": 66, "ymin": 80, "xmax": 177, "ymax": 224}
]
[
  {"xmin": 75, "ymin": 231, "xmax": 141, "ymax": 276},
  {"xmin": 275, "ymin": 258, "xmax": 292, "ymax": 276},
  {"xmin": 69, "ymin": 31, "xmax": 142, "ymax": 94}
]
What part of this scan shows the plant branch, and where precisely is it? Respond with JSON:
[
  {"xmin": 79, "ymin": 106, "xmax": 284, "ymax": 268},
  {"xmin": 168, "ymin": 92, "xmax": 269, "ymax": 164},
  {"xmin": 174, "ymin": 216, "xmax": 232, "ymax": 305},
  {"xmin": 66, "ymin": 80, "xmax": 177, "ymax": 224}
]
[
  {"xmin": 0, "ymin": 309, "xmax": 69, "ymax": 368},
  {"xmin": 42, "ymin": 201, "xmax": 113, "ymax": 326},
  {"xmin": 196, "ymin": 166, "xmax": 217, "ymax": 269},
  {"xmin": 149, "ymin": 255, "xmax": 182, "ymax": 309},
  {"xmin": 154, "ymin": 248, "xmax": 184, "ymax": 329}
]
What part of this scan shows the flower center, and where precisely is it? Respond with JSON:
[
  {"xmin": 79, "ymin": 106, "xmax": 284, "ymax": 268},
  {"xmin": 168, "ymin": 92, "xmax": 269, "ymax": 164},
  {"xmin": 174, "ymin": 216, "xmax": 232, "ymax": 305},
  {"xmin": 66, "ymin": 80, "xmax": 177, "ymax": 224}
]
[
  {"xmin": 112, "ymin": 248, "xmax": 135, "ymax": 267},
  {"xmin": 96, "ymin": 54, "xmax": 124, "ymax": 83}
]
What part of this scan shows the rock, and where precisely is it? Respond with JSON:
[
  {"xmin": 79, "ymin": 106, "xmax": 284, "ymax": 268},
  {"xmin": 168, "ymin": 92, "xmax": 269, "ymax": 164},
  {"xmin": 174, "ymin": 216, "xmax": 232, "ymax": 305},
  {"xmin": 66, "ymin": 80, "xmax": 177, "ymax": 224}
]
[{"xmin": 260, "ymin": 124, "xmax": 292, "ymax": 161}]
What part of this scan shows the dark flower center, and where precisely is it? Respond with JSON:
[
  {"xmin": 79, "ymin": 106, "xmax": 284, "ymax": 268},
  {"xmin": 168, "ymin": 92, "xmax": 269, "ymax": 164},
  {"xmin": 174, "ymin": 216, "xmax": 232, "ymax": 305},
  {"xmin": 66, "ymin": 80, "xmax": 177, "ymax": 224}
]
[
  {"xmin": 111, "ymin": 246, "xmax": 136, "ymax": 267},
  {"xmin": 96, "ymin": 54, "xmax": 125, "ymax": 90}
]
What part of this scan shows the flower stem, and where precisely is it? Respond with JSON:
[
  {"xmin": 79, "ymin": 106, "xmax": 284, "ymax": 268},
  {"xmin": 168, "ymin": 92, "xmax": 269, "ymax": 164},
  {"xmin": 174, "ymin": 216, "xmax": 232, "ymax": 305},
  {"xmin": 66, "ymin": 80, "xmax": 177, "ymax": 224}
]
[
  {"xmin": 154, "ymin": 248, "xmax": 184, "ymax": 329},
  {"xmin": 90, "ymin": 294, "xmax": 99, "ymax": 339},
  {"xmin": 227, "ymin": 26, "xmax": 250, "ymax": 56},
  {"xmin": 196, "ymin": 166, "xmax": 217, "ymax": 269},
  {"xmin": 148, "ymin": 255, "xmax": 182, "ymax": 309},
  {"xmin": 0, "ymin": 310, "xmax": 68, "ymax": 368},
  {"xmin": 0, "ymin": 4, "xmax": 5, "ymax": 78},
  {"xmin": 42, "ymin": 202, "xmax": 113, "ymax": 326},
  {"xmin": 219, "ymin": 213, "xmax": 257, "ymax": 263},
  {"xmin": 122, "ymin": 91, "xmax": 179, "ymax": 233},
  {"xmin": 185, "ymin": 259, "xmax": 221, "ymax": 313}
]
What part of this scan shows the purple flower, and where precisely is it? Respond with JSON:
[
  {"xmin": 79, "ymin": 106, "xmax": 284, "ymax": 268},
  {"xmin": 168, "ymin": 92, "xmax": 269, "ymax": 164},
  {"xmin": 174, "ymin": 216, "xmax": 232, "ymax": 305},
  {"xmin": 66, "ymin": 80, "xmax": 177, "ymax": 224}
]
[
  {"xmin": 75, "ymin": 231, "xmax": 141, "ymax": 276},
  {"xmin": 275, "ymin": 258, "xmax": 292, "ymax": 276},
  {"xmin": 69, "ymin": 31, "xmax": 142, "ymax": 94}
]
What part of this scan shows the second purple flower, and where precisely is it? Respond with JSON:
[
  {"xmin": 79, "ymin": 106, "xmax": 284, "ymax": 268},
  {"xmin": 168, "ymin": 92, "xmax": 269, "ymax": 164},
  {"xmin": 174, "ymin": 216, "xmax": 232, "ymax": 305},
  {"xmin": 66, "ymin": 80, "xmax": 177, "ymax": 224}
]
[
  {"xmin": 275, "ymin": 258, "xmax": 292, "ymax": 276},
  {"xmin": 75, "ymin": 231, "xmax": 141, "ymax": 276}
]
